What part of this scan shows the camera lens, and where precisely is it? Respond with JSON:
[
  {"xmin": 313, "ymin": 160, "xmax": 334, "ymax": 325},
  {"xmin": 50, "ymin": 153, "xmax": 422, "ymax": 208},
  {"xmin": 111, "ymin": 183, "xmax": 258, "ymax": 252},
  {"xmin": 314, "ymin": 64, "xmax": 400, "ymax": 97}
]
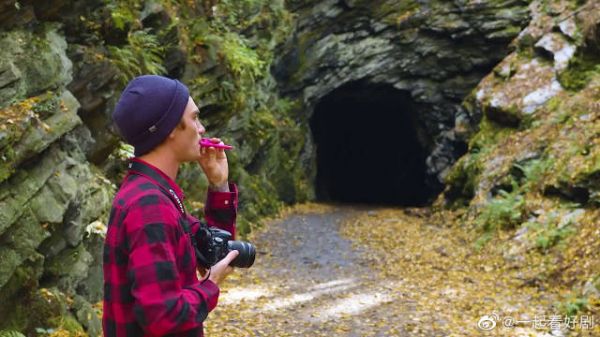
[{"xmin": 227, "ymin": 241, "xmax": 256, "ymax": 268}]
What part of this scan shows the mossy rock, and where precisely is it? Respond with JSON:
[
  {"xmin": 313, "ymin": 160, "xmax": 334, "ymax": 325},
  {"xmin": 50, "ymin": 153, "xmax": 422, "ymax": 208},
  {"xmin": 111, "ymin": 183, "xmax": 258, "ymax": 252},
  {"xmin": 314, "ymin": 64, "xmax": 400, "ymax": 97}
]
[
  {"xmin": 0, "ymin": 24, "xmax": 72, "ymax": 109},
  {"xmin": 443, "ymin": 154, "xmax": 482, "ymax": 206},
  {"xmin": 558, "ymin": 51, "xmax": 600, "ymax": 91},
  {"xmin": 0, "ymin": 91, "xmax": 81, "ymax": 184},
  {"xmin": 45, "ymin": 244, "xmax": 93, "ymax": 294},
  {"xmin": 47, "ymin": 315, "xmax": 85, "ymax": 336},
  {"xmin": 0, "ymin": 254, "xmax": 44, "ymax": 331},
  {"xmin": 1, "ymin": 287, "xmax": 69, "ymax": 335}
]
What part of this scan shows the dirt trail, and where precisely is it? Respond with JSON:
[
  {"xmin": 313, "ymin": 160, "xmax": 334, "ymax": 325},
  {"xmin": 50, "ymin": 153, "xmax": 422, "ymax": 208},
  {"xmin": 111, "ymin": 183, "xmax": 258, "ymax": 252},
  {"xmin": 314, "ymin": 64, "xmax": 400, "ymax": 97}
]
[{"xmin": 205, "ymin": 204, "xmax": 588, "ymax": 337}]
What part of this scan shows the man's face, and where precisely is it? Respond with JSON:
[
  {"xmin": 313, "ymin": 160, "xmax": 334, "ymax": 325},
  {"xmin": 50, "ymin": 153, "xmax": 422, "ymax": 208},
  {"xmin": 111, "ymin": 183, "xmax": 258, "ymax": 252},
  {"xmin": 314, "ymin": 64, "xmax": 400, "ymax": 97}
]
[{"xmin": 170, "ymin": 97, "xmax": 205, "ymax": 162}]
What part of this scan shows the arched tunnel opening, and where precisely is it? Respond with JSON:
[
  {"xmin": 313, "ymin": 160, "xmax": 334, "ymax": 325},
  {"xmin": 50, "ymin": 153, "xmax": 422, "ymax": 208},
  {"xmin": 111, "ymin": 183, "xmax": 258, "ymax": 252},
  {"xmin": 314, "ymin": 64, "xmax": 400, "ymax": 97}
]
[{"xmin": 310, "ymin": 81, "xmax": 437, "ymax": 206}]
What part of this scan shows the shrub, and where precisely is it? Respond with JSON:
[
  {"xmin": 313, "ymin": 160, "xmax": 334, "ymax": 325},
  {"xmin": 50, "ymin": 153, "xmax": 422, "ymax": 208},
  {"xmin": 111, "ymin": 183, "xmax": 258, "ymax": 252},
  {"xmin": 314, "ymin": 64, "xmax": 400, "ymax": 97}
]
[
  {"xmin": 476, "ymin": 185, "xmax": 525, "ymax": 231},
  {"xmin": 107, "ymin": 29, "xmax": 166, "ymax": 84}
]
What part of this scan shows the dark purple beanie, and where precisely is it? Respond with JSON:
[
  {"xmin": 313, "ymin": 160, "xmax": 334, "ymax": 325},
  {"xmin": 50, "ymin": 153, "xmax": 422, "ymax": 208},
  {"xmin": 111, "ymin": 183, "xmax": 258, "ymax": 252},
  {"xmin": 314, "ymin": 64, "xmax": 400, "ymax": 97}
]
[{"xmin": 112, "ymin": 75, "xmax": 190, "ymax": 156}]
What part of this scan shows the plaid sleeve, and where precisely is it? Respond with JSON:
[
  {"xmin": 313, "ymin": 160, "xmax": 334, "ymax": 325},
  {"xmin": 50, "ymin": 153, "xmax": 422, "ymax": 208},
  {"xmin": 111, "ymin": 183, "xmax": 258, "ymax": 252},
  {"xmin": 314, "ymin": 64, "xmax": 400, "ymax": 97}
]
[
  {"xmin": 204, "ymin": 183, "xmax": 238, "ymax": 239},
  {"xmin": 125, "ymin": 193, "xmax": 219, "ymax": 336}
]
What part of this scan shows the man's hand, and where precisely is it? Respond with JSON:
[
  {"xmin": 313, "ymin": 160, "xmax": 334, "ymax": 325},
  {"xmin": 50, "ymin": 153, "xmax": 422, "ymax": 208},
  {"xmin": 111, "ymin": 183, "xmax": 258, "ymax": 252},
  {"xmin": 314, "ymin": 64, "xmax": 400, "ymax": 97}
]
[
  {"xmin": 198, "ymin": 137, "xmax": 229, "ymax": 191},
  {"xmin": 208, "ymin": 250, "xmax": 239, "ymax": 285}
]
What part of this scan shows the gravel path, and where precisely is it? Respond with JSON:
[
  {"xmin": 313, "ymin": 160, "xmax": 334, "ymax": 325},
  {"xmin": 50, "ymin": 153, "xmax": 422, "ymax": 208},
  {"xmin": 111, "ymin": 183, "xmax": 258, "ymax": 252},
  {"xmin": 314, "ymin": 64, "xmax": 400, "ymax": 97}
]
[
  {"xmin": 206, "ymin": 205, "xmax": 422, "ymax": 337},
  {"xmin": 205, "ymin": 204, "xmax": 562, "ymax": 337}
]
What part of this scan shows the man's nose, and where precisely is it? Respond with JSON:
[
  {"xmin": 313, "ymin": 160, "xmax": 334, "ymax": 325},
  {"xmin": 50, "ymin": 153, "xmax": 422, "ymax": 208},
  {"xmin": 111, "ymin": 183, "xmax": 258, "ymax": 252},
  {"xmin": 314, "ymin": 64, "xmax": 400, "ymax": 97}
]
[{"xmin": 197, "ymin": 122, "xmax": 205, "ymax": 135}]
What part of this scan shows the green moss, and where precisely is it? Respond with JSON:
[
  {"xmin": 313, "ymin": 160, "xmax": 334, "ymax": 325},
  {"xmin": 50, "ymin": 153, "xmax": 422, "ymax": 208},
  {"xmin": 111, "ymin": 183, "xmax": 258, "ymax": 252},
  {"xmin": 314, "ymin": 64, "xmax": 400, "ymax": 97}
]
[
  {"xmin": 237, "ymin": 172, "xmax": 283, "ymax": 235},
  {"xmin": 469, "ymin": 116, "xmax": 515, "ymax": 152},
  {"xmin": 558, "ymin": 52, "xmax": 600, "ymax": 91},
  {"xmin": 550, "ymin": 124, "xmax": 600, "ymax": 204},
  {"xmin": 546, "ymin": 96, "xmax": 575, "ymax": 124},
  {"xmin": 47, "ymin": 315, "xmax": 85, "ymax": 335},
  {"xmin": 32, "ymin": 92, "xmax": 61, "ymax": 119},
  {"xmin": 0, "ymin": 287, "xmax": 69, "ymax": 335},
  {"xmin": 371, "ymin": 0, "xmax": 420, "ymax": 25},
  {"xmin": 288, "ymin": 28, "xmax": 323, "ymax": 84},
  {"xmin": 0, "ymin": 92, "xmax": 61, "ymax": 183},
  {"xmin": 444, "ymin": 116, "xmax": 516, "ymax": 206},
  {"xmin": 0, "ymin": 150, "xmax": 17, "ymax": 183},
  {"xmin": 105, "ymin": 0, "xmax": 142, "ymax": 31},
  {"xmin": 444, "ymin": 153, "xmax": 483, "ymax": 206}
]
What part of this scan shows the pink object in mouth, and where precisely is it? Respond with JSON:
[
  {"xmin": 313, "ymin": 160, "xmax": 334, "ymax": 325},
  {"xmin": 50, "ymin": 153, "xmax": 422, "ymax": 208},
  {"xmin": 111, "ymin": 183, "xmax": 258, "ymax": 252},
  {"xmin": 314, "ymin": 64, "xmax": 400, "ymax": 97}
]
[{"xmin": 199, "ymin": 138, "xmax": 234, "ymax": 150}]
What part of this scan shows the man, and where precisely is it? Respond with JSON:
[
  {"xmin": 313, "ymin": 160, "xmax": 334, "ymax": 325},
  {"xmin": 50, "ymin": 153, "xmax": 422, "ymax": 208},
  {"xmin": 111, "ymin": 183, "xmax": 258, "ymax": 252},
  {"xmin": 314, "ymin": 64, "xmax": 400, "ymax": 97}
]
[{"xmin": 103, "ymin": 75, "xmax": 238, "ymax": 337}]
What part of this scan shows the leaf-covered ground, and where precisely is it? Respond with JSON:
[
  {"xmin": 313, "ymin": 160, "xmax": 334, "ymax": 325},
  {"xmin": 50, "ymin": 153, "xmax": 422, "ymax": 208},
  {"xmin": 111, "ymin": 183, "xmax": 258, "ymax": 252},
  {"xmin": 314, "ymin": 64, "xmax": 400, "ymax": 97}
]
[{"xmin": 205, "ymin": 203, "xmax": 600, "ymax": 336}]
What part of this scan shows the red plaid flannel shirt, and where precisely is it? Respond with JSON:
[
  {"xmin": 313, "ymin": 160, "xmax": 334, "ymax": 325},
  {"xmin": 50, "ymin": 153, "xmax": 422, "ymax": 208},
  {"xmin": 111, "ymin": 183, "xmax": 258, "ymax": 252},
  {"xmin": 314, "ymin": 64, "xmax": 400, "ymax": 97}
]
[{"xmin": 103, "ymin": 158, "xmax": 237, "ymax": 337}]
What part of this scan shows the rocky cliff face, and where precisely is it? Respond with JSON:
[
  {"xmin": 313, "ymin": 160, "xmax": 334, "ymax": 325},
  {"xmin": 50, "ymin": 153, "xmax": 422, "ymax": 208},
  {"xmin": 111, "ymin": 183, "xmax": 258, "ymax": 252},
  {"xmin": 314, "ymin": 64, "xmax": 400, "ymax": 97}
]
[
  {"xmin": 437, "ymin": 0, "xmax": 600, "ymax": 317},
  {"xmin": 273, "ymin": 0, "xmax": 531, "ymax": 199},
  {"xmin": 0, "ymin": 1, "xmax": 300, "ymax": 335},
  {"xmin": 443, "ymin": 0, "xmax": 600, "ymax": 211},
  {"xmin": 0, "ymin": 21, "xmax": 113, "ymax": 336}
]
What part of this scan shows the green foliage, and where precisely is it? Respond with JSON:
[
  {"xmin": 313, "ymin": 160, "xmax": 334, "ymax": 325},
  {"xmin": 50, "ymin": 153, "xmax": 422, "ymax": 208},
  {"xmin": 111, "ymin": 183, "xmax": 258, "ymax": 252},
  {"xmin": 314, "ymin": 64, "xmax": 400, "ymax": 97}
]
[
  {"xmin": 183, "ymin": 0, "xmax": 303, "ymax": 225},
  {"xmin": 474, "ymin": 231, "xmax": 494, "ymax": 250},
  {"xmin": 0, "ymin": 331, "xmax": 25, "ymax": 337},
  {"xmin": 186, "ymin": 0, "xmax": 291, "ymax": 111},
  {"xmin": 105, "ymin": 0, "xmax": 142, "ymax": 30},
  {"xmin": 220, "ymin": 33, "xmax": 266, "ymax": 83},
  {"xmin": 98, "ymin": 0, "xmax": 305, "ymax": 227},
  {"xmin": 557, "ymin": 295, "xmax": 589, "ymax": 317},
  {"xmin": 512, "ymin": 157, "xmax": 555, "ymax": 192},
  {"xmin": 534, "ymin": 224, "xmax": 574, "ymax": 251},
  {"xmin": 46, "ymin": 315, "xmax": 85, "ymax": 336},
  {"xmin": 476, "ymin": 183, "xmax": 525, "ymax": 232},
  {"xmin": 558, "ymin": 52, "xmax": 600, "ymax": 91},
  {"xmin": 524, "ymin": 213, "xmax": 575, "ymax": 252},
  {"xmin": 212, "ymin": 0, "xmax": 263, "ymax": 28},
  {"xmin": 108, "ymin": 29, "xmax": 166, "ymax": 84},
  {"xmin": 116, "ymin": 143, "xmax": 134, "ymax": 160},
  {"xmin": 473, "ymin": 156, "xmax": 560, "ymax": 247}
]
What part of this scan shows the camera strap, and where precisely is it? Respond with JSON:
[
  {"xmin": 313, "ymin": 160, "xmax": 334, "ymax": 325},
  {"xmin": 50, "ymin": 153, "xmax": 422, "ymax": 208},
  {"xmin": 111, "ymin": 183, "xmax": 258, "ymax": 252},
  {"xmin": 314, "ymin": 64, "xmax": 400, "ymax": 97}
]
[
  {"xmin": 129, "ymin": 160, "xmax": 213, "ymax": 270},
  {"xmin": 128, "ymin": 160, "xmax": 186, "ymax": 215}
]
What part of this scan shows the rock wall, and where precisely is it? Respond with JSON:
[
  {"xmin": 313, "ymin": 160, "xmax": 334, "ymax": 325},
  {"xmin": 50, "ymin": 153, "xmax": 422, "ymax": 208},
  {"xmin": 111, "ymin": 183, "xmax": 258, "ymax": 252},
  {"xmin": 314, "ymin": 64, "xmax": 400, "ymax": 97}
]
[
  {"xmin": 0, "ymin": 21, "xmax": 112, "ymax": 335},
  {"xmin": 0, "ymin": 1, "xmax": 302, "ymax": 335},
  {"xmin": 440, "ymin": 0, "xmax": 600, "ymax": 307},
  {"xmin": 273, "ymin": 0, "xmax": 531, "ymax": 190},
  {"xmin": 444, "ymin": 0, "xmax": 600, "ymax": 210}
]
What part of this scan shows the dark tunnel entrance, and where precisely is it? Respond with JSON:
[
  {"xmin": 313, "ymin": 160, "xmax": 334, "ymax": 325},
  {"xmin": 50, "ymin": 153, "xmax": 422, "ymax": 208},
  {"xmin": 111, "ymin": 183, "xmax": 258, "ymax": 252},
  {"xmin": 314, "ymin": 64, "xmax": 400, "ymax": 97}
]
[{"xmin": 310, "ymin": 81, "xmax": 436, "ymax": 206}]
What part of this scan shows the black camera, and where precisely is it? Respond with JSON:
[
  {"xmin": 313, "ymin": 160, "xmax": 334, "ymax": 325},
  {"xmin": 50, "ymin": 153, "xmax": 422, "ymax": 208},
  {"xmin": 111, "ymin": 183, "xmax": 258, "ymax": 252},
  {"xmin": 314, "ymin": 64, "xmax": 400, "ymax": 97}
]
[{"xmin": 194, "ymin": 227, "xmax": 256, "ymax": 269}]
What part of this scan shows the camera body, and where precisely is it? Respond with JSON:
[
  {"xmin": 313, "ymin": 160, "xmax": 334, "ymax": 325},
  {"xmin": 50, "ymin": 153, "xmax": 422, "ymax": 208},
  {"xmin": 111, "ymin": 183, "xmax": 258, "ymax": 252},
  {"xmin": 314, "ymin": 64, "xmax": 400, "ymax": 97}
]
[{"xmin": 194, "ymin": 227, "xmax": 255, "ymax": 269}]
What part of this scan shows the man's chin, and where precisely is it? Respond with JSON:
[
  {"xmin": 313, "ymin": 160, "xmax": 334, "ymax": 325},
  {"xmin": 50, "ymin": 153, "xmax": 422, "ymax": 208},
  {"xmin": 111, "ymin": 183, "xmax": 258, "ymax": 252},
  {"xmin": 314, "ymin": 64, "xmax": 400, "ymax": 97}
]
[{"xmin": 184, "ymin": 148, "xmax": 202, "ymax": 162}]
